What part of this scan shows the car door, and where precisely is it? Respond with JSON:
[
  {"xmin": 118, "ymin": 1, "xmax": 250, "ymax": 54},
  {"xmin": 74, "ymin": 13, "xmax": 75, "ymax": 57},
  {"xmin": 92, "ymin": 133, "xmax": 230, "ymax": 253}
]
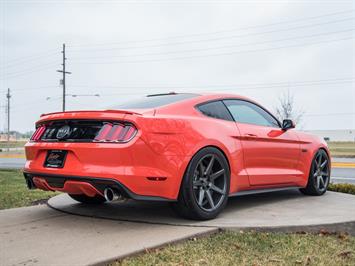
[{"xmin": 223, "ymin": 99, "xmax": 302, "ymax": 186}]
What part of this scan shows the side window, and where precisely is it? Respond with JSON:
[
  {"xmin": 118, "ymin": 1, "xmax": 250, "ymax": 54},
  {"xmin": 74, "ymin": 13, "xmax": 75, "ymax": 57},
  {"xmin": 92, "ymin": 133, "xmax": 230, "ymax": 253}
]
[
  {"xmin": 197, "ymin": 101, "xmax": 233, "ymax": 121},
  {"xmin": 223, "ymin": 100, "xmax": 280, "ymax": 127}
]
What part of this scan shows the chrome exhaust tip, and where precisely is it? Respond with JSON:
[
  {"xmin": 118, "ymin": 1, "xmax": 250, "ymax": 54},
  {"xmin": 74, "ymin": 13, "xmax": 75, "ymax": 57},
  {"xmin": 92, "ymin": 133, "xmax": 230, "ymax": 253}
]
[{"xmin": 104, "ymin": 187, "xmax": 125, "ymax": 202}]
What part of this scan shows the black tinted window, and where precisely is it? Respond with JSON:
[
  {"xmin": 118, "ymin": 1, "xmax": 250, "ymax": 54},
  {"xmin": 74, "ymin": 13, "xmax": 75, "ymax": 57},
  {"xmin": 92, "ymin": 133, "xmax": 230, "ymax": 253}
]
[
  {"xmin": 114, "ymin": 93, "xmax": 199, "ymax": 109},
  {"xmin": 224, "ymin": 100, "xmax": 280, "ymax": 127},
  {"xmin": 197, "ymin": 101, "xmax": 233, "ymax": 121}
]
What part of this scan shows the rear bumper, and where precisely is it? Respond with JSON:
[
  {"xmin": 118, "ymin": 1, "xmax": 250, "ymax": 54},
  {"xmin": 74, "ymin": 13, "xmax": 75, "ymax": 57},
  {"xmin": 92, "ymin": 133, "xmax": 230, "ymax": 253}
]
[
  {"xmin": 24, "ymin": 172, "xmax": 175, "ymax": 201},
  {"xmin": 24, "ymin": 138, "xmax": 190, "ymax": 200}
]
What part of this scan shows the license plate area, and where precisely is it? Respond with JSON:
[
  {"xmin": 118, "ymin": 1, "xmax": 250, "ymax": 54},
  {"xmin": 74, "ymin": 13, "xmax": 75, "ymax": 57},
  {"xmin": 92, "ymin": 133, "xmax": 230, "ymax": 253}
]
[{"xmin": 44, "ymin": 150, "xmax": 68, "ymax": 168}]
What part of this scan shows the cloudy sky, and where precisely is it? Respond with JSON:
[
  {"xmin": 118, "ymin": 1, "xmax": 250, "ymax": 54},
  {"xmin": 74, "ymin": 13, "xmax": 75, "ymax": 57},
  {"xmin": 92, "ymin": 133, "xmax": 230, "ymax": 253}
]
[{"xmin": 0, "ymin": 0, "xmax": 354, "ymax": 133}]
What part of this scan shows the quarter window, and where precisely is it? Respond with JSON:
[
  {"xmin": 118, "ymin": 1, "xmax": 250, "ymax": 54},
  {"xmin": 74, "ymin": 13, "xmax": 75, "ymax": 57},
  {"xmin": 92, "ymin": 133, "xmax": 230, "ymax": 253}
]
[
  {"xmin": 223, "ymin": 100, "xmax": 280, "ymax": 127},
  {"xmin": 197, "ymin": 101, "xmax": 233, "ymax": 121}
]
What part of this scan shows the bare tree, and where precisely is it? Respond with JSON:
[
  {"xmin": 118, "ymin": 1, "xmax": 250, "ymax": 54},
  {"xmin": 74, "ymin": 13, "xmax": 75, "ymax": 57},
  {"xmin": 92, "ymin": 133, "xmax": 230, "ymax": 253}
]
[{"xmin": 275, "ymin": 90, "xmax": 304, "ymax": 126}]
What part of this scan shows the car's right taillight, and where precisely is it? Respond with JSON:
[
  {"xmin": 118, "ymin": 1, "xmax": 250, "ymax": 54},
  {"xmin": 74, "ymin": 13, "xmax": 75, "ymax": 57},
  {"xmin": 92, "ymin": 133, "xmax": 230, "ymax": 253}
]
[
  {"xmin": 30, "ymin": 125, "xmax": 46, "ymax": 141},
  {"xmin": 94, "ymin": 123, "xmax": 137, "ymax": 142}
]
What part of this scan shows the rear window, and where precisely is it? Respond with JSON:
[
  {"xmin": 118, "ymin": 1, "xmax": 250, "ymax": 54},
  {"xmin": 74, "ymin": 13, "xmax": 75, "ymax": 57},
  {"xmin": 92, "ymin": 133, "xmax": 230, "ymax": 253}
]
[{"xmin": 113, "ymin": 93, "xmax": 200, "ymax": 109}]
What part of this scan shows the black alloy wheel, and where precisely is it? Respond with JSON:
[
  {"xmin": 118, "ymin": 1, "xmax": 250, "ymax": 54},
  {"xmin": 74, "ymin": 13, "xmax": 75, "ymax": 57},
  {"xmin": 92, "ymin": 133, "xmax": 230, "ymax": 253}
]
[
  {"xmin": 171, "ymin": 147, "xmax": 230, "ymax": 220},
  {"xmin": 300, "ymin": 149, "xmax": 330, "ymax": 196}
]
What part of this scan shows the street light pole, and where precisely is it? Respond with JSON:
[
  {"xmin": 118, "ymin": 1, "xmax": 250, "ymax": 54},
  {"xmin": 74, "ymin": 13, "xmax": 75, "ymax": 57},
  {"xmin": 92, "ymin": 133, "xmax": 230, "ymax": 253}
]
[{"xmin": 6, "ymin": 88, "xmax": 11, "ymax": 142}]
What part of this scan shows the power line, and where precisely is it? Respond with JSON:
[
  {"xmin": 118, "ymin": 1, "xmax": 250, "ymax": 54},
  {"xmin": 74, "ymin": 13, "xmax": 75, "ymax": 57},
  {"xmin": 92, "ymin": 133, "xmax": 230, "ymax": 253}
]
[
  {"xmin": 304, "ymin": 112, "xmax": 355, "ymax": 117},
  {"xmin": 2, "ymin": 77, "xmax": 352, "ymax": 94},
  {"xmin": 68, "ymin": 9, "xmax": 354, "ymax": 48},
  {"xmin": 69, "ymin": 17, "xmax": 354, "ymax": 52},
  {"xmin": 0, "ymin": 86, "xmax": 59, "ymax": 94},
  {"xmin": 0, "ymin": 63, "xmax": 59, "ymax": 80},
  {"xmin": 71, "ymin": 36, "xmax": 353, "ymax": 64},
  {"xmin": 70, "ymin": 28, "xmax": 354, "ymax": 61},
  {"xmin": 71, "ymin": 78, "xmax": 354, "ymax": 91},
  {"xmin": 0, "ymin": 51, "xmax": 58, "ymax": 69},
  {"xmin": 0, "ymin": 61, "xmax": 58, "ymax": 76}
]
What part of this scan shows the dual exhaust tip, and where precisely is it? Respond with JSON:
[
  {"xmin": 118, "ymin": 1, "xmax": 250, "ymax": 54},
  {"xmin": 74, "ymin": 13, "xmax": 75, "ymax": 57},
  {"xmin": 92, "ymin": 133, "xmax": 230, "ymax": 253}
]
[{"xmin": 104, "ymin": 187, "xmax": 126, "ymax": 202}]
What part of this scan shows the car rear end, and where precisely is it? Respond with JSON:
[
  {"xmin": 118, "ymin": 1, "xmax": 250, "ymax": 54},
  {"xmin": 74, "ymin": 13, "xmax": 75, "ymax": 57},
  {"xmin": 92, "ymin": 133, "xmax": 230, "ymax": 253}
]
[{"xmin": 23, "ymin": 109, "xmax": 188, "ymax": 201}]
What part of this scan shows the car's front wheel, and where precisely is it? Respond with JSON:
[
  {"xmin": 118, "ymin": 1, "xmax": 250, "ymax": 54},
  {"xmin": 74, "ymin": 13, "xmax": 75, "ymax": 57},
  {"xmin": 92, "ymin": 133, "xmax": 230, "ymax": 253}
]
[
  {"xmin": 68, "ymin": 194, "xmax": 106, "ymax": 204},
  {"xmin": 172, "ymin": 147, "xmax": 230, "ymax": 220},
  {"xmin": 300, "ymin": 149, "xmax": 330, "ymax": 196}
]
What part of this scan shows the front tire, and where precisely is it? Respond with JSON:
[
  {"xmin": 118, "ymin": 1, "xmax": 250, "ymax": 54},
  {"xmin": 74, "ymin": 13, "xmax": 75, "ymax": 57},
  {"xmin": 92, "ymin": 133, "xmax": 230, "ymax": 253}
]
[
  {"xmin": 172, "ymin": 147, "xmax": 230, "ymax": 220},
  {"xmin": 300, "ymin": 149, "xmax": 330, "ymax": 196},
  {"xmin": 68, "ymin": 194, "xmax": 106, "ymax": 204}
]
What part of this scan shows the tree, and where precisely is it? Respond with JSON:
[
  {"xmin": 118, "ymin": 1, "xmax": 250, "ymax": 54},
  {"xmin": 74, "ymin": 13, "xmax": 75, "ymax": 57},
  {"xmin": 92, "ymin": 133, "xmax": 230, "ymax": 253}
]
[{"xmin": 275, "ymin": 90, "xmax": 304, "ymax": 127}]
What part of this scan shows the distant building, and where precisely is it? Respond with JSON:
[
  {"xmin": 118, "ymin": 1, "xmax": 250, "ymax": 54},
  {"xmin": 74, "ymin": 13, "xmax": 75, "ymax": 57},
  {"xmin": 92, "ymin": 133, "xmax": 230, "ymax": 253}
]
[
  {"xmin": 0, "ymin": 134, "xmax": 17, "ymax": 141},
  {"xmin": 304, "ymin": 129, "xmax": 355, "ymax": 142}
]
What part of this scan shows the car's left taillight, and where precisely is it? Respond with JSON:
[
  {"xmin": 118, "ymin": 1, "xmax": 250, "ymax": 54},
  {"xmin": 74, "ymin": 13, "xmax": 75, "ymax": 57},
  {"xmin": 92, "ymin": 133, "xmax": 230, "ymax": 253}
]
[{"xmin": 30, "ymin": 125, "xmax": 46, "ymax": 141}]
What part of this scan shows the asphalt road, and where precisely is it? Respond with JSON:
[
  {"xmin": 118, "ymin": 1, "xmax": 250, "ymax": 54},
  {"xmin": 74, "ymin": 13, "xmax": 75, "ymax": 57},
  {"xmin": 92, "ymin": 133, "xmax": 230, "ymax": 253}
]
[{"xmin": 1, "ymin": 157, "xmax": 354, "ymax": 184}]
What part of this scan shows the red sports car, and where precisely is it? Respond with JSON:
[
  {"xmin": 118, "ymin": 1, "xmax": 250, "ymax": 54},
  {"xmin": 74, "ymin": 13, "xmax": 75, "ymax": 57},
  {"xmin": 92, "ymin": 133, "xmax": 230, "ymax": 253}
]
[{"xmin": 24, "ymin": 93, "xmax": 331, "ymax": 220}]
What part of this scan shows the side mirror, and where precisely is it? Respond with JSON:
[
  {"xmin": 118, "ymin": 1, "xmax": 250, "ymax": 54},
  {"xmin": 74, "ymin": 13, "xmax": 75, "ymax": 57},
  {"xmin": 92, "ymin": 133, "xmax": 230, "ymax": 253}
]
[{"xmin": 282, "ymin": 119, "xmax": 295, "ymax": 130}]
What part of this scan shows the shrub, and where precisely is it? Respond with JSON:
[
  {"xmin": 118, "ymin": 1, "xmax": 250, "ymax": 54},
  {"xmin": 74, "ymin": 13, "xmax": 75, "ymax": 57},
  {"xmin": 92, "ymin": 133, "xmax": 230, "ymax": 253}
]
[{"xmin": 328, "ymin": 183, "xmax": 355, "ymax": 195}]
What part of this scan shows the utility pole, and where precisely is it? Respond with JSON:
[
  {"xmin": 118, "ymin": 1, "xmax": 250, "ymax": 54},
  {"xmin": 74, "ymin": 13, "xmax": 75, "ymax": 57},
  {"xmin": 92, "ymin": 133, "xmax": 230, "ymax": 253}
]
[
  {"xmin": 57, "ymin": 43, "xmax": 71, "ymax": 112},
  {"xmin": 6, "ymin": 88, "xmax": 11, "ymax": 142}
]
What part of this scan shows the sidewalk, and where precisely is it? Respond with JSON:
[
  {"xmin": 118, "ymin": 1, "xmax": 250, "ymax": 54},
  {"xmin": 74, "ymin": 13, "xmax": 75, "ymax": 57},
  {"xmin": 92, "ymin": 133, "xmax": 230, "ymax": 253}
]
[{"xmin": 0, "ymin": 205, "xmax": 216, "ymax": 266}]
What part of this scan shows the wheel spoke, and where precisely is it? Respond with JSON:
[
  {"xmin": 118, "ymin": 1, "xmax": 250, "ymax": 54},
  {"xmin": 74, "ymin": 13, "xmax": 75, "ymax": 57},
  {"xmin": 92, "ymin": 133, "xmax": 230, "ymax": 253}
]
[
  {"xmin": 319, "ymin": 176, "xmax": 325, "ymax": 188},
  {"xmin": 316, "ymin": 175, "xmax": 321, "ymax": 188},
  {"xmin": 205, "ymin": 155, "xmax": 215, "ymax": 175},
  {"xmin": 199, "ymin": 163, "xmax": 205, "ymax": 177},
  {"xmin": 313, "ymin": 171, "xmax": 318, "ymax": 178},
  {"xmin": 210, "ymin": 184, "xmax": 225, "ymax": 195},
  {"xmin": 314, "ymin": 158, "xmax": 319, "ymax": 168},
  {"xmin": 205, "ymin": 190, "xmax": 215, "ymax": 209},
  {"xmin": 210, "ymin": 169, "xmax": 225, "ymax": 181},
  {"xmin": 320, "ymin": 159, "xmax": 328, "ymax": 170},
  {"xmin": 317, "ymin": 153, "xmax": 322, "ymax": 167},
  {"xmin": 198, "ymin": 189, "xmax": 205, "ymax": 206}
]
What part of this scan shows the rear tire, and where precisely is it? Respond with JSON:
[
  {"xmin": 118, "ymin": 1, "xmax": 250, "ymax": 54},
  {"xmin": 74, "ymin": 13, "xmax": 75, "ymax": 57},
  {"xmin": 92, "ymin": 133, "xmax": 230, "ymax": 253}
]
[
  {"xmin": 171, "ymin": 147, "xmax": 230, "ymax": 220},
  {"xmin": 68, "ymin": 194, "xmax": 106, "ymax": 204},
  {"xmin": 300, "ymin": 149, "xmax": 330, "ymax": 196}
]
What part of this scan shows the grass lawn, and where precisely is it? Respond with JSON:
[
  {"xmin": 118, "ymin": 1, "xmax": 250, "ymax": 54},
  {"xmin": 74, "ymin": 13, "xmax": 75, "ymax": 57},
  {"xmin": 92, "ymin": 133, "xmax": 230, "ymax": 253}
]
[
  {"xmin": 0, "ymin": 169, "xmax": 59, "ymax": 210},
  {"xmin": 328, "ymin": 141, "xmax": 355, "ymax": 158},
  {"xmin": 116, "ymin": 231, "xmax": 355, "ymax": 266}
]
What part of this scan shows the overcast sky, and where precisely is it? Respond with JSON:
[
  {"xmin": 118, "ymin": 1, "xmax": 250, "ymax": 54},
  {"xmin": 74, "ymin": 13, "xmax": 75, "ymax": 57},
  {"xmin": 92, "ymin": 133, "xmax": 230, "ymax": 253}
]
[{"xmin": 0, "ymin": 0, "xmax": 354, "ymax": 133}]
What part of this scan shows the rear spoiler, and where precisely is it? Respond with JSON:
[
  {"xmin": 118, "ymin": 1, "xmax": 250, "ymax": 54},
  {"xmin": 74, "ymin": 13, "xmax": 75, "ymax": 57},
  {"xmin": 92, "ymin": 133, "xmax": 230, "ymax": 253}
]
[{"xmin": 40, "ymin": 109, "xmax": 143, "ymax": 117}]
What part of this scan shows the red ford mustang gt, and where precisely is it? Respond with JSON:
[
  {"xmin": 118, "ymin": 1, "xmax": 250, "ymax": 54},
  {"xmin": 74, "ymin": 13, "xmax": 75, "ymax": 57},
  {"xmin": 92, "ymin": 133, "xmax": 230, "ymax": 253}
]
[{"xmin": 23, "ymin": 93, "xmax": 331, "ymax": 220}]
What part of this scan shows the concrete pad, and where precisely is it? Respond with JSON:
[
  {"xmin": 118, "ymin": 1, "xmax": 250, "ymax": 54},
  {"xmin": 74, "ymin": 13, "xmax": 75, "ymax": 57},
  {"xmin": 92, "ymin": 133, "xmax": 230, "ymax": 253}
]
[
  {"xmin": 48, "ymin": 190, "xmax": 355, "ymax": 229},
  {"xmin": 0, "ymin": 205, "xmax": 217, "ymax": 266}
]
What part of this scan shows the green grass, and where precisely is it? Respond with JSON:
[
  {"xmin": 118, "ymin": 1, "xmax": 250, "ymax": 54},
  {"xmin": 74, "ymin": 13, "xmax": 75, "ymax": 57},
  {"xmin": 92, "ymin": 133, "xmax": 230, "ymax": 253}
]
[
  {"xmin": 328, "ymin": 141, "xmax": 355, "ymax": 158},
  {"xmin": 0, "ymin": 169, "xmax": 59, "ymax": 210},
  {"xmin": 0, "ymin": 141, "xmax": 27, "ymax": 149},
  {"xmin": 115, "ymin": 231, "xmax": 355, "ymax": 266}
]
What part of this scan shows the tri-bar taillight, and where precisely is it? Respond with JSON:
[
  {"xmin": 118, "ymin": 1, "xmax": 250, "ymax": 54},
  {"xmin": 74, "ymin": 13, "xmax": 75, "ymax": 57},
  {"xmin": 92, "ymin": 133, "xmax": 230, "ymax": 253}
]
[
  {"xmin": 30, "ymin": 122, "xmax": 137, "ymax": 143},
  {"xmin": 94, "ymin": 123, "xmax": 137, "ymax": 142},
  {"xmin": 30, "ymin": 125, "xmax": 46, "ymax": 141}
]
